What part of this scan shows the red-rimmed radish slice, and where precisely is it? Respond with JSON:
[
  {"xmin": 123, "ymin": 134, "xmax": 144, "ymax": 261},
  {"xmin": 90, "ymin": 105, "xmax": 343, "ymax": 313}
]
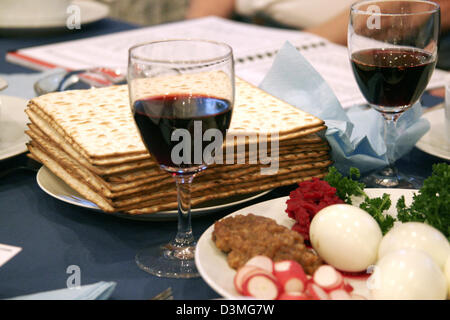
[
  {"xmin": 243, "ymin": 272, "xmax": 281, "ymax": 300},
  {"xmin": 351, "ymin": 293, "xmax": 367, "ymax": 300},
  {"xmin": 245, "ymin": 255, "xmax": 274, "ymax": 273},
  {"xmin": 343, "ymin": 282, "xmax": 354, "ymax": 293},
  {"xmin": 329, "ymin": 289, "xmax": 351, "ymax": 300},
  {"xmin": 278, "ymin": 291, "xmax": 310, "ymax": 300},
  {"xmin": 234, "ymin": 265, "xmax": 266, "ymax": 294},
  {"xmin": 273, "ymin": 260, "xmax": 308, "ymax": 293},
  {"xmin": 305, "ymin": 277, "xmax": 314, "ymax": 288},
  {"xmin": 306, "ymin": 282, "xmax": 329, "ymax": 300},
  {"xmin": 313, "ymin": 265, "xmax": 343, "ymax": 291}
]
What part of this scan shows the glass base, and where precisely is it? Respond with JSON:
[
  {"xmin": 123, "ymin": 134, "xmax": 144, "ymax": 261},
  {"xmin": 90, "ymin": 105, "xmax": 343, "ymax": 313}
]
[
  {"xmin": 136, "ymin": 241, "xmax": 199, "ymax": 279},
  {"xmin": 362, "ymin": 166, "xmax": 421, "ymax": 189}
]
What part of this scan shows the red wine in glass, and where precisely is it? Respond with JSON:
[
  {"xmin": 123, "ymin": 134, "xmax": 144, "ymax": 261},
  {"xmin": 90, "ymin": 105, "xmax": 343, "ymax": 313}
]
[
  {"xmin": 348, "ymin": 1, "xmax": 440, "ymax": 187},
  {"xmin": 351, "ymin": 48, "xmax": 436, "ymax": 110},
  {"xmin": 133, "ymin": 93, "xmax": 233, "ymax": 170}
]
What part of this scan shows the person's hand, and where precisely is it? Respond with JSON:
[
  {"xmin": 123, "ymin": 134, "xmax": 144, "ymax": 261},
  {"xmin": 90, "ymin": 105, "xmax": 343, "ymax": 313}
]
[
  {"xmin": 436, "ymin": 0, "xmax": 450, "ymax": 31},
  {"xmin": 304, "ymin": 9, "xmax": 349, "ymax": 45}
]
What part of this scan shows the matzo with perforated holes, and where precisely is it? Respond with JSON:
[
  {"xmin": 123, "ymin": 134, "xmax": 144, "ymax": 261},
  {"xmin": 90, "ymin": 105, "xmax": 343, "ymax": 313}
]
[
  {"xmin": 29, "ymin": 85, "xmax": 147, "ymax": 159},
  {"xmin": 29, "ymin": 74, "xmax": 324, "ymax": 161},
  {"xmin": 229, "ymin": 78, "xmax": 323, "ymax": 135}
]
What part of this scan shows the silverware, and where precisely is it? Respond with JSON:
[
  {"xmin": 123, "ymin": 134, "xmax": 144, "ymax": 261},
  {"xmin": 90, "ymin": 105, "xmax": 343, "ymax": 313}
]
[
  {"xmin": 56, "ymin": 67, "xmax": 126, "ymax": 92},
  {"xmin": 33, "ymin": 67, "xmax": 127, "ymax": 96},
  {"xmin": 150, "ymin": 287, "xmax": 173, "ymax": 300}
]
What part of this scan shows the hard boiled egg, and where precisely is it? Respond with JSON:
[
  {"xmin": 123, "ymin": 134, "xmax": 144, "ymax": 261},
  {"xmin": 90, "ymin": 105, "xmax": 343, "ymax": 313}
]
[
  {"xmin": 309, "ymin": 204, "xmax": 382, "ymax": 272},
  {"xmin": 445, "ymin": 256, "xmax": 450, "ymax": 298},
  {"xmin": 370, "ymin": 249, "xmax": 447, "ymax": 300},
  {"xmin": 378, "ymin": 222, "xmax": 450, "ymax": 270}
]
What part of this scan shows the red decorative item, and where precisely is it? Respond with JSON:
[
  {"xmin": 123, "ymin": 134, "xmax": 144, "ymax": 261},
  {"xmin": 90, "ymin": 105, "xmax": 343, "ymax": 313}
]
[{"xmin": 285, "ymin": 178, "xmax": 344, "ymax": 241}]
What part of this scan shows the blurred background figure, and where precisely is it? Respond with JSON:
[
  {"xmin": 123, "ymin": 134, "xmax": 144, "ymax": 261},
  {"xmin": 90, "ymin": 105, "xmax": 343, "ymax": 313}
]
[
  {"xmin": 186, "ymin": 0, "xmax": 354, "ymax": 45},
  {"xmin": 99, "ymin": 0, "xmax": 189, "ymax": 26},
  {"xmin": 186, "ymin": 0, "xmax": 450, "ymax": 68}
]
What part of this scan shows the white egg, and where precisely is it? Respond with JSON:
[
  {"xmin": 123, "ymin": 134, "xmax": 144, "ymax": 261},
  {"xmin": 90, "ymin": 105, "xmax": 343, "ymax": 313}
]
[
  {"xmin": 445, "ymin": 256, "xmax": 450, "ymax": 298},
  {"xmin": 378, "ymin": 222, "xmax": 450, "ymax": 270},
  {"xmin": 370, "ymin": 249, "xmax": 447, "ymax": 300},
  {"xmin": 309, "ymin": 204, "xmax": 382, "ymax": 272}
]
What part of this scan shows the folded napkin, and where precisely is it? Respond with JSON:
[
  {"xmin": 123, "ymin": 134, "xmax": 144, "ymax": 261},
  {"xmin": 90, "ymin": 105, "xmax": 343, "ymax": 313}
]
[
  {"xmin": 7, "ymin": 281, "xmax": 116, "ymax": 300},
  {"xmin": 259, "ymin": 42, "xmax": 430, "ymax": 174}
]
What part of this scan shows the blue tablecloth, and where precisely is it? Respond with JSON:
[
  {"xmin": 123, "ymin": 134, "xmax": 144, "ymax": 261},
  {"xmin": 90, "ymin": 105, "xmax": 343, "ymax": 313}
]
[{"xmin": 0, "ymin": 18, "xmax": 448, "ymax": 300}]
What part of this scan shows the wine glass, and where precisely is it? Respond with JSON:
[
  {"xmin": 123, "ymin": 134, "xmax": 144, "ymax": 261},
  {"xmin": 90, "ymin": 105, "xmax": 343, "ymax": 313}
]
[
  {"xmin": 348, "ymin": 0, "xmax": 440, "ymax": 187},
  {"xmin": 128, "ymin": 39, "xmax": 234, "ymax": 278}
]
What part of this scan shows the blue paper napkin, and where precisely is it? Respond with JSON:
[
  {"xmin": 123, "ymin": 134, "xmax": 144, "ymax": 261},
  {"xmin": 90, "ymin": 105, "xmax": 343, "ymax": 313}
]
[
  {"xmin": 7, "ymin": 281, "xmax": 117, "ymax": 300},
  {"xmin": 259, "ymin": 42, "xmax": 430, "ymax": 174}
]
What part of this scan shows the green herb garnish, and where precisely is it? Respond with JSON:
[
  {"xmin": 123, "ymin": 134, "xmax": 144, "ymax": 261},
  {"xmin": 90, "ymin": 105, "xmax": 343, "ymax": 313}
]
[
  {"xmin": 324, "ymin": 167, "xmax": 365, "ymax": 204},
  {"xmin": 325, "ymin": 167, "xmax": 394, "ymax": 234},
  {"xmin": 396, "ymin": 163, "xmax": 449, "ymax": 241},
  {"xmin": 360, "ymin": 193, "xmax": 396, "ymax": 235}
]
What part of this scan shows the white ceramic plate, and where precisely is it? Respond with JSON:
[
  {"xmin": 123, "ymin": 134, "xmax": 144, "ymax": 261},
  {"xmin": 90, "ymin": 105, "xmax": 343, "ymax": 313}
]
[
  {"xmin": 36, "ymin": 166, "xmax": 273, "ymax": 221},
  {"xmin": 195, "ymin": 188, "xmax": 416, "ymax": 299},
  {"xmin": 0, "ymin": 1, "xmax": 109, "ymax": 29},
  {"xmin": 416, "ymin": 108, "xmax": 450, "ymax": 161},
  {"xmin": 0, "ymin": 95, "xmax": 29, "ymax": 160}
]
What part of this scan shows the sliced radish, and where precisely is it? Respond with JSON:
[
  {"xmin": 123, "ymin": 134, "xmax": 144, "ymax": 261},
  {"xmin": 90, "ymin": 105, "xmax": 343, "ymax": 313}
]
[
  {"xmin": 278, "ymin": 291, "xmax": 310, "ymax": 300},
  {"xmin": 243, "ymin": 272, "xmax": 281, "ymax": 300},
  {"xmin": 306, "ymin": 282, "xmax": 329, "ymax": 300},
  {"xmin": 329, "ymin": 289, "xmax": 351, "ymax": 300},
  {"xmin": 245, "ymin": 255, "xmax": 274, "ymax": 273},
  {"xmin": 351, "ymin": 293, "xmax": 367, "ymax": 300},
  {"xmin": 343, "ymin": 282, "xmax": 354, "ymax": 293},
  {"xmin": 313, "ymin": 265, "xmax": 343, "ymax": 291},
  {"xmin": 273, "ymin": 260, "xmax": 308, "ymax": 293},
  {"xmin": 234, "ymin": 265, "xmax": 266, "ymax": 294}
]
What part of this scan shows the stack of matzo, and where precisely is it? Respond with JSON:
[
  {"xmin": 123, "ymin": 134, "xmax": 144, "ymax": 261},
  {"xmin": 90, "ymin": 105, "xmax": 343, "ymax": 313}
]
[{"xmin": 25, "ymin": 76, "xmax": 331, "ymax": 215}]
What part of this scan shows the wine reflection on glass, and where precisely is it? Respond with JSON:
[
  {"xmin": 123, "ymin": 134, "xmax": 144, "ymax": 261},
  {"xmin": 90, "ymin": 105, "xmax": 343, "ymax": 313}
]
[
  {"xmin": 128, "ymin": 39, "xmax": 234, "ymax": 278},
  {"xmin": 348, "ymin": 0, "xmax": 440, "ymax": 187}
]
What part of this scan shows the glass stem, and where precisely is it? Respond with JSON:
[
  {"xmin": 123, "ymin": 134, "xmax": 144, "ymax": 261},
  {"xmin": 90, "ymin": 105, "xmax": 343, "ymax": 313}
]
[
  {"xmin": 172, "ymin": 174, "xmax": 195, "ymax": 248},
  {"xmin": 382, "ymin": 113, "xmax": 400, "ymax": 175}
]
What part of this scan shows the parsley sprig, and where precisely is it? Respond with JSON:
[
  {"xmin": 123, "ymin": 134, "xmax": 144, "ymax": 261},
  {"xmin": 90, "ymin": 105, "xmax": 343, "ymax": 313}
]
[
  {"xmin": 359, "ymin": 193, "xmax": 396, "ymax": 234},
  {"xmin": 396, "ymin": 163, "xmax": 449, "ymax": 241},
  {"xmin": 324, "ymin": 167, "xmax": 365, "ymax": 204}
]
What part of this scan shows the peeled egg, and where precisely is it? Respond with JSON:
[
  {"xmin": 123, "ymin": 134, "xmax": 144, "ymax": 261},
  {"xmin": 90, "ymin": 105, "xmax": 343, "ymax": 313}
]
[
  {"xmin": 370, "ymin": 249, "xmax": 447, "ymax": 300},
  {"xmin": 378, "ymin": 222, "xmax": 450, "ymax": 270},
  {"xmin": 309, "ymin": 204, "xmax": 382, "ymax": 272}
]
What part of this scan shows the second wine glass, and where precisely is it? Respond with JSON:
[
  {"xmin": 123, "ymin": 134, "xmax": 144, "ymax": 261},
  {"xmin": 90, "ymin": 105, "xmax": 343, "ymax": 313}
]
[{"xmin": 348, "ymin": 0, "xmax": 440, "ymax": 187}]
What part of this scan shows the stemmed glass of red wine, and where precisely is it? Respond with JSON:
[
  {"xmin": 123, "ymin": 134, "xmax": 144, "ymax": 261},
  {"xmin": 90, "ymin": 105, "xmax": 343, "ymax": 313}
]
[
  {"xmin": 128, "ymin": 40, "xmax": 234, "ymax": 278},
  {"xmin": 348, "ymin": 0, "xmax": 440, "ymax": 187}
]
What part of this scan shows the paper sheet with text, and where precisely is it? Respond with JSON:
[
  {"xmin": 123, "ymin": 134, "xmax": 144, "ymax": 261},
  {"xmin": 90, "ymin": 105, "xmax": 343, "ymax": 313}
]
[{"xmin": 8, "ymin": 16, "xmax": 448, "ymax": 109}]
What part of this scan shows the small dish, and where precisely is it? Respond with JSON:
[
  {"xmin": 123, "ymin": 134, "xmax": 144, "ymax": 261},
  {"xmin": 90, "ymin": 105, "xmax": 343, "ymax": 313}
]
[
  {"xmin": 0, "ymin": 0, "xmax": 109, "ymax": 30},
  {"xmin": 195, "ymin": 189, "xmax": 416, "ymax": 299},
  {"xmin": 34, "ymin": 67, "xmax": 126, "ymax": 96}
]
